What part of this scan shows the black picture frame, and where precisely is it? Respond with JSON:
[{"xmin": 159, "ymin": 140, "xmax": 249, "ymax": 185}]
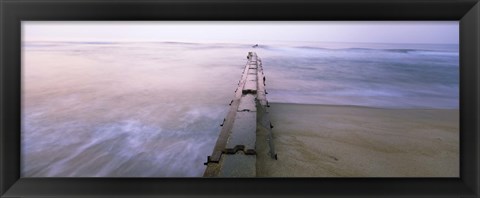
[{"xmin": 1, "ymin": 0, "xmax": 479, "ymax": 197}]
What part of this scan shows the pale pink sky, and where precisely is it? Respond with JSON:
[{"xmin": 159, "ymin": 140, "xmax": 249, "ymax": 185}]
[{"xmin": 23, "ymin": 21, "xmax": 459, "ymax": 44}]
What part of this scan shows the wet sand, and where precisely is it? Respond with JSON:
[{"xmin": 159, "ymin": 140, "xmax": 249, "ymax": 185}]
[{"xmin": 256, "ymin": 103, "xmax": 459, "ymax": 177}]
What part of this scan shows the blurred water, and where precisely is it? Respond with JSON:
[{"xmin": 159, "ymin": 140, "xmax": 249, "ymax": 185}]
[
  {"xmin": 22, "ymin": 41, "xmax": 249, "ymax": 177},
  {"xmin": 22, "ymin": 41, "xmax": 458, "ymax": 177},
  {"xmin": 256, "ymin": 41, "xmax": 459, "ymax": 108}
]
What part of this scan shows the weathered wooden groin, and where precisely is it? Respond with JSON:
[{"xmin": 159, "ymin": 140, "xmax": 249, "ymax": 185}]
[{"xmin": 203, "ymin": 52, "xmax": 276, "ymax": 177}]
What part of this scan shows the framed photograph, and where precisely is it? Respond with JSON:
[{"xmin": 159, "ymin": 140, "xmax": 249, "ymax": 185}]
[{"xmin": 1, "ymin": 0, "xmax": 479, "ymax": 197}]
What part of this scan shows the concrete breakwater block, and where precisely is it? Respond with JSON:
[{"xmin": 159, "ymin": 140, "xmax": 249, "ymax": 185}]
[
  {"xmin": 243, "ymin": 74, "xmax": 257, "ymax": 92},
  {"xmin": 238, "ymin": 94, "xmax": 256, "ymax": 112},
  {"xmin": 246, "ymin": 74, "xmax": 257, "ymax": 82},
  {"xmin": 204, "ymin": 52, "xmax": 273, "ymax": 177},
  {"xmin": 256, "ymin": 92, "xmax": 267, "ymax": 106},
  {"xmin": 225, "ymin": 111, "xmax": 257, "ymax": 154},
  {"xmin": 217, "ymin": 154, "xmax": 256, "ymax": 177}
]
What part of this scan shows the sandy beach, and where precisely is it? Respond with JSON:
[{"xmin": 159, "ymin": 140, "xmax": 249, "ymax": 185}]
[{"xmin": 256, "ymin": 103, "xmax": 459, "ymax": 177}]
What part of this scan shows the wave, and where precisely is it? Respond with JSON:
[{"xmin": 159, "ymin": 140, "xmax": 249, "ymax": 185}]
[
  {"xmin": 290, "ymin": 46, "xmax": 458, "ymax": 55},
  {"xmin": 73, "ymin": 42, "xmax": 117, "ymax": 45},
  {"xmin": 248, "ymin": 43, "xmax": 457, "ymax": 56}
]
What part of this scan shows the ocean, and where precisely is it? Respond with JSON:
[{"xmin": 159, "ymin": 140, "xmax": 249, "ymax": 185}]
[{"xmin": 21, "ymin": 41, "xmax": 459, "ymax": 177}]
